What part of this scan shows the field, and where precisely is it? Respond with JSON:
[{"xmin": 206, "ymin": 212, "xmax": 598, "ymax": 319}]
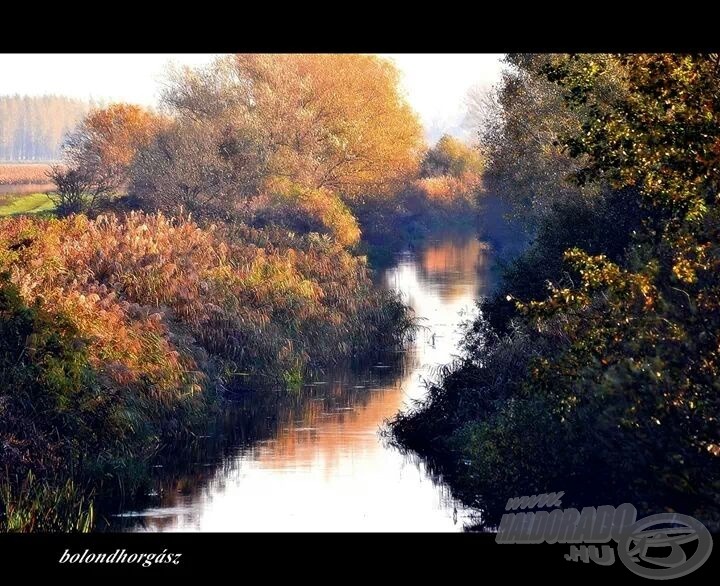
[
  {"xmin": 0, "ymin": 162, "xmax": 54, "ymax": 185},
  {"xmin": 0, "ymin": 192, "xmax": 55, "ymax": 216},
  {"xmin": 0, "ymin": 163, "xmax": 56, "ymax": 216}
]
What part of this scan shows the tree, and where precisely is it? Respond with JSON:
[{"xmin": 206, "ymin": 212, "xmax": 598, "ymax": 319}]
[
  {"xmin": 65, "ymin": 104, "xmax": 165, "ymax": 197},
  {"xmin": 228, "ymin": 54, "xmax": 424, "ymax": 199},
  {"xmin": 137, "ymin": 54, "xmax": 424, "ymax": 216},
  {"xmin": 131, "ymin": 115, "xmax": 269, "ymax": 218},
  {"xmin": 420, "ymin": 134, "xmax": 484, "ymax": 179},
  {"xmin": 47, "ymin": 162, "xmax": 119, "ymax": 216},
  {"xmin": 476, "ymin": 55, "xmax": 626, "ymax": 229},
  {"xmin": 47, "ymin": 165, "xmax": 91, "ymax": 215}
]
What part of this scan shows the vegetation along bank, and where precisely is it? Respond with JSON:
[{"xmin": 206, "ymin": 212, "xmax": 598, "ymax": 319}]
[
  {"xmin": 0, "ymin": 54, "xmax": 483, "ymax": 530},
  {"xmin": 391, "ymin": 54, "xmax": 720, "ymax": 530}
]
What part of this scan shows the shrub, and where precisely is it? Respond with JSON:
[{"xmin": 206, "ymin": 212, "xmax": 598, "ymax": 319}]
[
  {"xmin": 0, "ymin": 210, "xmax": 413, "ymax": 528},
  {"xmin": 251, "ymin": 182, "xmax": 361, "ymax": 247}
]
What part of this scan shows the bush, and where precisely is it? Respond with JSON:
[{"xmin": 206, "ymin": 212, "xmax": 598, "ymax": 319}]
[
  {"xmin": 420, "ymin": 135, "xmax": 484, "ymax": 179},
  {"xmin": 251, "ymin": 182, "xmax": 361, "ymax": 247},
  {"xmin": 1, "ymin": 212, "xmax": 410, "ymax": 385},
  {"xmin": 0, "ymin": 210, "xmax": 414, "ymax": 528}
]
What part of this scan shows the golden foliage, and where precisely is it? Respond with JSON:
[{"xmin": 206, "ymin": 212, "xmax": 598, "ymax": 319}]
[
  {"xmin": 257, "ymin": 180, "xmax": 361, "ymax": 247},
  {"xmin": 233, "ymin": 54, "xmax": 424, "ymax": 198},
  {"xmin": 421, "ymin": 135, "xmax": 484, "ymax": 179},
  {"xmin": 415, "ymin": 175, "xmax": 478, "ymax": 206},
  {"xmin": 0, "ymin": 212, "xmax": 406, "ymax": 393},
  {"xmin": 74, "ymin": 104, "xmax": 166, "ymax": 174}
]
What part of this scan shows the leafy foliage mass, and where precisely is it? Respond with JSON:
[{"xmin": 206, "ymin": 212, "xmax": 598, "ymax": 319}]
[
  {"xmin": 130, "ymin": 54, "xmax": 423, "ymax": 223},
  {"xmin": 392, "ymin": 54, "xmax": 720, "ymax": 527},
  {"xmin": 49, "ymin": 104, "xmax": 166, "ymax": 216}
]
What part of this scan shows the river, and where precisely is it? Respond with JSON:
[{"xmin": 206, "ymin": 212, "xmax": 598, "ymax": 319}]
[{"xmin": 114, "ymin": 232, "xmax": 490, "ymax": 532}]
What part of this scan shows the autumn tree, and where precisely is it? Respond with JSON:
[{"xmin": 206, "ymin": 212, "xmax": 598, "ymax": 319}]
[
  {"xmin": 65, "ymin": 104, "xmax": 165, "ymax": 196},
  {"xmin": 420, "ymin": 134, "xmax": 484, "ymax": 179},
  {"xmin": 227, "ymin": 54, "xmax": 424, "ymax": 199},
  {"xmin": 131, "ymin": 116, "xmax": 268, "ymax": 218},
  {"xmin": 132, "ymin": 54, "xmax": 424, "ymax": 223},
  {"xmin": 412, "ymin": 135, "xmax": 483, "ymax": 210}
]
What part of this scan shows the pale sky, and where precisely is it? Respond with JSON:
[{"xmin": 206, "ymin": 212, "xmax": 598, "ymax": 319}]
[{"xmin": 0, "ymin": 53, "xmax": 505, "ymax": 141}]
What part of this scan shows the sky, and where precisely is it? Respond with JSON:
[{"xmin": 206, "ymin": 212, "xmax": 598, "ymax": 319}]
[{"xmin": 0, "ymin": 53, "xmax": 505, "ymax": 141}]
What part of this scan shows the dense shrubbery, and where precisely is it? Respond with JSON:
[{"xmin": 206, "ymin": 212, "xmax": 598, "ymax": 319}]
[
  {"xmin": 392, "ymin": 54, "xmax": 720, "ymax": 528},
  {"xmin": 0, "ymin": 211, "xmax": 412, "ymax": 530},
  {"xmin": 420, "ymin": 135, "xmax": 484, "ymax": 179},
  {"xmin": 251, "ymin": 182, "xmax": 361, "ymax": 247},
  {"xmin": 1, "ymin": 212, "xmax": 410, "ymax": 386}
]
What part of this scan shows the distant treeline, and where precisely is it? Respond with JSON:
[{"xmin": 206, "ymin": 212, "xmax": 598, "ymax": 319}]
[{"xmin": 0, "ymin": 95, "xmax": 91, "ymax": 161}]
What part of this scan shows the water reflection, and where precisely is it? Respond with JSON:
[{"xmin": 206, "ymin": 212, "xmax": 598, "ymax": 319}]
[{"xmin": 123, "ymin": 233, "xmax": 490, "ymax": 532}]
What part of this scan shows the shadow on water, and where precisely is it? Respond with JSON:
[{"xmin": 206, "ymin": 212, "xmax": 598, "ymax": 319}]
[{"xmin": 107, "ymin": 230, "xmax": 492, "ymax": 532}]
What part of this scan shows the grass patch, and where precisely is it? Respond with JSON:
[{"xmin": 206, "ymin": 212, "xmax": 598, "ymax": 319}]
[
  {"xmin": 0, "ymin": 192, "xmax": 55, "ymax": 217},
  {"xmin": 0, "ymin": 472, "xmax": 94, "ymax": 533}
]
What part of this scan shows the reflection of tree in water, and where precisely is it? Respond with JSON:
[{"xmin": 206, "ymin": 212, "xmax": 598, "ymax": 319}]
[
  {"xmin": 418, "ymin": 236, "xmax": 490, "ymax": 303},
  {"xmin": 107, "ymin": 349, "xmax": 414, "ymax": 530}
]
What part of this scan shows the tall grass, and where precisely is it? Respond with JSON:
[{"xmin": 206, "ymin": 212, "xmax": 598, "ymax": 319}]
[
  {"xmin": 2, "ymin": 212, "xmax": 411, "ymax": 386},
  {"xmin": 0, "ymin": 472, "xmax": 94, "ymax": 533},
  {"xmin": 0, "ymin": 211, "xmax": 413, "ymax": 529}
]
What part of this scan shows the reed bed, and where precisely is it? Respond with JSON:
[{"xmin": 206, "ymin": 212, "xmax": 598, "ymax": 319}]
[{"xmin": 0, "ymin": 211, "xmax": 413, "ymax": 529}]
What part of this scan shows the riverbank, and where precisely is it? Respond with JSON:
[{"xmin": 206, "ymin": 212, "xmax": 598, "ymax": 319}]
[
  {"xmin": 0, "ymin": 212, "xmax": 414, "ymax": 531},
  {"xmin": 391, "ymin": 54, "xmax": 720, "ymax": 532},
  {"xmin": 0, "ymin": 182, "xmax": 481, "ymax": 532}
]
